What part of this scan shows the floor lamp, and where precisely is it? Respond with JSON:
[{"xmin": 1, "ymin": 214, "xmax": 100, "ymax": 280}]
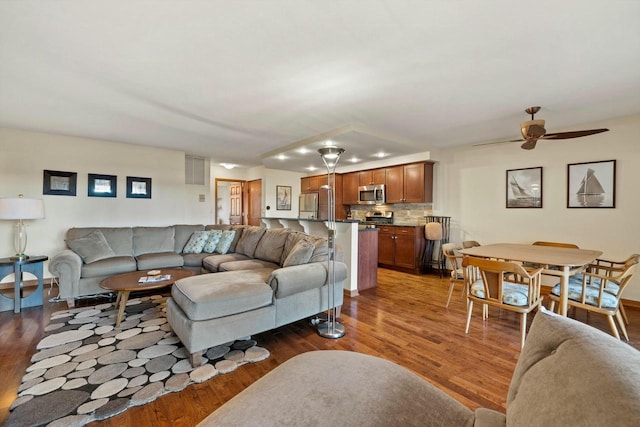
[{"xmin": 317, "ymin": 146, "xmax": 346, "ymax": 339}]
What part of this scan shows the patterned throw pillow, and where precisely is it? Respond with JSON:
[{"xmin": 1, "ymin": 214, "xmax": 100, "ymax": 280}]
[
  {"xmin": 215, "ymin": 230, "xmax": 236, "ymax": 254},
  {"xmin": 182, "ymin": 231, "xmax": 210, "ymax": 254},
  {"xmin": 203, "ymin": 230, "xmax": 223, "ymax": 253}
]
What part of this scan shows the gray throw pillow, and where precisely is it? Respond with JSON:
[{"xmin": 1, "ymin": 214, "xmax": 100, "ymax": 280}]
[
  {"xmin": 282, "ymin": 239, "xmax": 315, "ymax": 267},
  {"xmin": 66, "ymin": 230, "xmax": 116, "ymax": 264}
]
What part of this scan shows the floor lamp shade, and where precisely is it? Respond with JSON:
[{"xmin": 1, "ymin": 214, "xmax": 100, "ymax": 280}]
[{"xmin": 0, "ymin": 195, "xmax": 45, "ymax": 260}]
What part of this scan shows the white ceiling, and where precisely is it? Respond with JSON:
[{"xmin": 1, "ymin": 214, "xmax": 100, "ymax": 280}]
[{"xmin": 1, "ymin": 1, "xmax": 639, "ymax": 173}]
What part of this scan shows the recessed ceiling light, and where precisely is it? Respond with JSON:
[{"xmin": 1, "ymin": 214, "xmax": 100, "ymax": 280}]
[
  {"xmin": 374, "ymin": 151, "xmax": 387, "ymax": 158},
  {"xmin": 349, "ymin": 156, "xmax": 360, "ymax": 163},
  {"xmin": 220, "ymin": 163, "xmax": 236, "ymax": 169},
  {"xmin": 276, "ymin": 154, "xmax": 288, "ymax": 160},
  {"xmin": 323, "ymin": 140, "xmax": 336, "ymax": 147},
  {"xmin": 297, "ymin": 148, "xmax": 310, "ymax": 154},
  {"xmin": 306, "ymin": 166, "xmax": 318, "ymax": 171}
]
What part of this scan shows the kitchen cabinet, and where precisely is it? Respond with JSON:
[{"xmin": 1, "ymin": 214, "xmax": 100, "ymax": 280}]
[
  {"xmin": 342, "ymin": 172, "xmax": 359, "ymax": 205},
  {"xmin": 377, "ymin": 225, "xmax": 425, "ymax": 274},
  {"xmin": 301, "ymin": 176, "xmax": 320, "ymax": 192},
  {"xmin": 358, "ymin": 169, "xmax": 386, "ymax": 186},
  {"xmin": 385, "ymin": 162, "xmax": 433, "ymax": 203}
]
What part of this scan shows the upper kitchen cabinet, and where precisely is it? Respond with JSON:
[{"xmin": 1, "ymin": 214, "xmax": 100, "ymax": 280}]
[
  {"xmin": 385, "ymin": 162, "xmax": 434, "ymax": 203},
  {"xmin": 342, "ymin": 172, "xmax": 359, "ymax": 205},
  {"xmin": 358, "ymin": 169, "xmax": 386, "ymax": 186},
  {"xmin": 301, "ymin": 175, "xmax": 320, "ymax": 192}
]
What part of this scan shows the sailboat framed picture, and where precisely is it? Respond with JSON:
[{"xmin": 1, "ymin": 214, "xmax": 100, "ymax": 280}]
[
  {"xmin": 567, "ymin": 159, "xmax": 616, "ymax": 208},
  {"xmin": 506, "ymin": 167, "xmax": 543, "ymax": 208}
]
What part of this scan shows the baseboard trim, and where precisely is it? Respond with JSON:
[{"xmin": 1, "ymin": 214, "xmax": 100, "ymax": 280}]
[
  {"xmin": 345, "ymin": 289, "xmax": 359, "ymax": 298},
  {"xmin": 622, "ymin": 298, "xmax": 640, "ymax": 309}
]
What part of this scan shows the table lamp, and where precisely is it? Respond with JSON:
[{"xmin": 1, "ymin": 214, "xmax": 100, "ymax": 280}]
[{"xmin": 0, "ymin": 194, "xmax": 45, "ymax": 260}]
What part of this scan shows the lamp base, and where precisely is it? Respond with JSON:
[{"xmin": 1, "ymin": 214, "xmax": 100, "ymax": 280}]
[
  {"xmin": 10, "ymin": 254, "xmax": 29, "ymax": 261},
  {"xmin": 317, "ymin": 320, "xmax": 346, "ymax": 339}
]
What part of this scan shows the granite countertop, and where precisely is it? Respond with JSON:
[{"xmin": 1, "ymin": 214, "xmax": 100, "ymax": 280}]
[{"xmin": 261, "ymin": 217, "xmax": 359, "ymax": 223}]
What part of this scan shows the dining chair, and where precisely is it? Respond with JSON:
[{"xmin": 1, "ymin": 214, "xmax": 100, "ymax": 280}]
[
  {"xmin": 462, "ymin": 240, "xmax": 481, "ymax": 249},
  {"xmin": 462, "ymin": 257, "xmax": 544, "ymax": 349},
  {"xmin": 441, "ymin": 243, "xmax": 465, "ymax": 307},
  {"xmin": 553, "ymin": 254, "xmax": 639, "ymax": 339}
]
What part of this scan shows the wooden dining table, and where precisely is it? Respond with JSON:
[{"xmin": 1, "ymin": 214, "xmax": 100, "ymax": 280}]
[{"xmin": 459, "ymin": 243, "xmax": 602, "ymax": 316}]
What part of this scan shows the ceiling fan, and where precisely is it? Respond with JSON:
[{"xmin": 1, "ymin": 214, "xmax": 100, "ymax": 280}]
[{"xmin": 482, "ymin": 106, "xmax": 609, "ymax": 150}]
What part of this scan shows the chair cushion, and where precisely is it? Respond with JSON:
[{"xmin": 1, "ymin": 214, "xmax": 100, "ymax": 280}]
[
  {"xmin": 215, "ymin": 230, "xmax": 236, "ymax": 254},
  {"xmin": 569, "ymin": 275, "xmax": 620, "ymax": 295},
  {"xmin": 470, "ymin": 280, "xmax": 530, "ymax": 306},
  {"xmin": 202, "ymin": 230, "xmax": 223, "ymax": 253},
  {"xmin": 66, "ymin": 230, "xmax": 116, "ymax": 264},
  {"xmin": 551, "ymin": 283, "xmax": 619, "ymax": 308},
  {"xmin": 182, "ymin": 231, "xmax": 210, "ymax": 254}
]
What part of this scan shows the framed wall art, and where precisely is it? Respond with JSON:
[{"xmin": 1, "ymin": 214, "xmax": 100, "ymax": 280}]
[
  {"xmin": 276, "ymin": 185, "xmax": 291, "ymax": 210},
  {"xmin": 43, "ymin": 170, "xmax": 77, "ymax": 196},
  {"xmin": 88, "ymin": 174, "xmax": 117, "ymax": 198},
  {"xmin": 126, "ymin": 176, "xmax": 152, "ymax": 199},
  {"xmin": 567, "ymin": 159, "xmax": 616, "ymax": 208},
  {"xmin": 506, "ymin": 167, "xmax": 542, "ymax": 208}
]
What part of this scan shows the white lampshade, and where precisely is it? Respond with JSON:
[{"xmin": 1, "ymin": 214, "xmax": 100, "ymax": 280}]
[{"xmin": 0, "ymin": 196, "xmax": 45, "ymax": 220}]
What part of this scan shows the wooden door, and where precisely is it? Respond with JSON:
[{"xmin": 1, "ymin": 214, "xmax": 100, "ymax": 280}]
[
  {"xmin": 247, "ymin": 179, "xmax": 262, "ymax": 226},
  {"xmin": 385, "ymin": 166, "xmax": 404, "ymax": 203},
  {"xmin": 342, "ymin": 172, "xmax": 359, "ymax": 205},
  {"xmin": 229, "ymin": 183, "xmax": 243, "ymax": 224}
]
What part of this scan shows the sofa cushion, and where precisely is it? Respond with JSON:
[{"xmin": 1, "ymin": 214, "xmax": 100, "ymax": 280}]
[
  {"xmin": 81, "ymin": 256, "xmax": 137, "ymax": 278},
  {"xmin": 229, "ymin": 225, "xmax": 246, "ymax": 252},
  {"xmin": 309, "ymin": 236, "xmax": 329, "ymax": 263},
  {"xmin": 282, "ymin": 239, "xmax": 315, "ymax": 267},
  {"xmin": 254, "ymin": 228, "xmax": 291, "ymax": 264},
  {"xmin": 507, "ymin": 310, "xmax": 640, "ymax": 426},
  {"xmin": 66, "ymin": 227, "xmax": 133, "ymax": 257},
  {"xmin": 202, "ymin": 230, "xmax": 223, "ymax": 253},
  {"xmin": 219, "ymin": 259, "xmax": 280, "ymax": 272},
  {"xmin": 235, "ymin": 226, "xmax": 267, "ymax": 258},
  {"xmin": 215, "ymin": 230, "xmax": 236, "ymax": 254},
  {"xmin": 136, "ymin": 252, "xmax": 184, "ymax": 270},
  {"xmin": 173, "ymin": 224, "xmax": 205, "ymax": 253},
  {"xmin": 182, "ymin": 231, "xmax": 210, "ymax": 254},
  {"xmin": 203, "ymin": 253, "xmax": 250, "ymax": 272},
  {"xmin": 133, "ymin": 227, "xmax": 175, "ymax": 256},
  {"xmin": 280, "ymin": 231, "xmax": 310, "ymax": 264},
  {"xmin": 66, "ymin": 230, "xmax": 116, "ymax": 264},
  {"xmin": 182, "ymin": 253, "xmax": 210, "ymax": 268},
  {"xmin": 171, "ymin": 269, "xmax": 274, "ymax": 321}
]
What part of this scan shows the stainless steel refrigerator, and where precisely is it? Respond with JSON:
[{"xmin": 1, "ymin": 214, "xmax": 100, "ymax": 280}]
[{"xmin": 298, "ymin": 192, "xmax": 319, "ymax": 219}]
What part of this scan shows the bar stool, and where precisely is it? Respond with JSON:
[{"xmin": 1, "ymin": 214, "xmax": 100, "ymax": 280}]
[{"xmin": 422, "ymin": 222, "xmax": 444, "ymax": 275}]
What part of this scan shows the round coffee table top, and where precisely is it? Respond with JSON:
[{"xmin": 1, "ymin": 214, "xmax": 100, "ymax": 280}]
[{"xmin": 99, "ymin": 268, "xmax": 194, "ymax": 292}]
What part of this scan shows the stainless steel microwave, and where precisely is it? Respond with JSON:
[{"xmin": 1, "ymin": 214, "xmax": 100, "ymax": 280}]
[{"xmin": 358, "ymin": 185, "xmax": 385, "ymax": 204}]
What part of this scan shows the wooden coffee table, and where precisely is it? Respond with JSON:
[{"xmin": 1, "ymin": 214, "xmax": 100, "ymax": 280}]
[{"xmin": 99, "ymin": 268, "xmax": 194, "ymax": 327}]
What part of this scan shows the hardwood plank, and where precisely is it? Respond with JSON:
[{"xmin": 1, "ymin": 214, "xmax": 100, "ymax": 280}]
[{"xmin": 0, "ymin": 268, "xmax": 638, "ymax": 425}]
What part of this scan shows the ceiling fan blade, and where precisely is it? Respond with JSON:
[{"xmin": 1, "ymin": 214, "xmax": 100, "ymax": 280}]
[
  {"xmin": 521, "ymin": 139, "xmax": 538, "ymax": 150},
  {"xmin": 473, "ymin": 138, "xmax": 524, "ymax": 147},
  {"xmin": 541, "ymin": 128, "xmax": 609, "ymax": 140}
]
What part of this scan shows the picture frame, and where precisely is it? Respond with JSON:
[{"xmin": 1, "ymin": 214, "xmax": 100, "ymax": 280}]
[
  {"xmin": 126, "ymin": 176, "xmax": 152, "ymax": 199},
  {"xmin": 43, "ymin": 170, "xmax": 77, "ymax": 196},
  {"xmin": 88, "ymin": 174, "xmax": 117, "ymax": 198},
  {"xmin": 567, "ymin": 160, "xmax": 616, "ymax": 208},
  {"xmin": 506, "ymin": 167, "xmax": 542, "ymax": 208},
  {"xmin": 276, "ymin": 185, "xmax": 291, "ymax": 210}
]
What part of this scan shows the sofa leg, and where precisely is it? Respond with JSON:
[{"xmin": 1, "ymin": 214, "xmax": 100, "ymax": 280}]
[
  {"xmin": 66, "ymin": 298, "xmax": 75, "ymax": 309},
  {"xmin": 190, "ymin": 351, "xmax": 203, "ymax": 368}
]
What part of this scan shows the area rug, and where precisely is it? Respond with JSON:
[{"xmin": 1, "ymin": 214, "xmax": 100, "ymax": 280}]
[{"xmin": 6, "ymin": 294, "xmax": 270, "ymax": 427}]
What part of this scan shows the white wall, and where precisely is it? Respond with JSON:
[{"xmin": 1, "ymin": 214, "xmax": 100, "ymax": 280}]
[
  {"xmin": 263, "ymin": 168, "xmax": 303, "ymax": 218},
  {"xmin": 433, "ymin": 114, "xmax": 640, "ymax": 301},
  {"xmin": 0, "ymin": 127, "xmax": 212, "ymax": 276}
]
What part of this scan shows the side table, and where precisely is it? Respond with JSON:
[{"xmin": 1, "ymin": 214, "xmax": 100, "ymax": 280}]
[{"xmin": 0, "ymin": 255, "xmax": 48, "ymax": 313}]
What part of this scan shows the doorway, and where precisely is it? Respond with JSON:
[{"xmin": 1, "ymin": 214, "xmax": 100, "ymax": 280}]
[{"xmin": 215, "ymin": 178, "xmax": 245, "ymax": 225}]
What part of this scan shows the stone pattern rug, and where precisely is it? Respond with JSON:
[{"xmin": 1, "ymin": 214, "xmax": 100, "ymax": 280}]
[{"xmin": 6, "ymin": 295, "xmax": 270, "ymax": 427}]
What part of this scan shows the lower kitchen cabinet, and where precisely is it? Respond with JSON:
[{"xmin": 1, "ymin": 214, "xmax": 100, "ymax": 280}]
[{"xmin": 377, "ymin": 225, "xmax": 425, "ymax": 274}]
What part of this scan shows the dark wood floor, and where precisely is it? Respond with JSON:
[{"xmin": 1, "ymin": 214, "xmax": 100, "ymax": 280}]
[{"xmin": 1, "ymin": 268, "xmax": 638, "ymax": 426}]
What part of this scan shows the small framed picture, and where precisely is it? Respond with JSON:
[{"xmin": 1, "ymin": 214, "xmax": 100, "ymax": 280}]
[
  {"xmin": 567, "ymin": 160, "xmax": 616, "ymax": 208},
  {"xmin": 43, "ymin": 170, "xmax": 77, "ymax": 196},
  {"xmin": 88, "ymin": 174, "xmax": 117, "ymax": 198},
  {"xmin": 506, "ymin": 167, "xmax": 542, "ymax": 208},
  {"xmin": 276, "ymin": 185, "xmax": 291, "ymax": 210},
  {"xmin": 126, "ymin": 176, "xmax": 152, "ymax": 199}
]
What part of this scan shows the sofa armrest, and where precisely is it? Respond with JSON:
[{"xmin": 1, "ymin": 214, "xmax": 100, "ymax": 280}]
[
  {"xmin": 48, "ymin": 250, "xmax": 82, "ymax": 300},
  {"xmin": 268, "ymin": 261, "xmax": 347, "ymax": 299}
]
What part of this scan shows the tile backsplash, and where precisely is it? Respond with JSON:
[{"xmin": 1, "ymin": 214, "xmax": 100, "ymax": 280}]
[{"xmin": 349, "ymin": 203, "xmax": 433, "ymax": 225}]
